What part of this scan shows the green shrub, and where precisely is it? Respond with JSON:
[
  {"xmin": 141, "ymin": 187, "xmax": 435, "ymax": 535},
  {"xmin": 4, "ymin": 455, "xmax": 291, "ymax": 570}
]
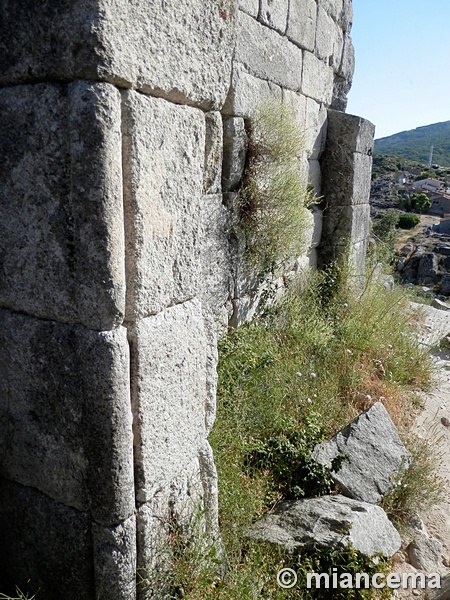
[
  {"xmin": 397, "ymin": 213, "xmax": 420, "ymax": 229},
  {"xmin": 239, "ymin": 101, "xmax": 316, "ymax": 274}
]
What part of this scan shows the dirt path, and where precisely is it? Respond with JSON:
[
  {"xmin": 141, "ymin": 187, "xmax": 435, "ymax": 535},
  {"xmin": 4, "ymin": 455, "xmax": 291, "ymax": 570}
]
[{"xmin": 394, "ymin": 303, "xmax": 450, "ymax": 598}]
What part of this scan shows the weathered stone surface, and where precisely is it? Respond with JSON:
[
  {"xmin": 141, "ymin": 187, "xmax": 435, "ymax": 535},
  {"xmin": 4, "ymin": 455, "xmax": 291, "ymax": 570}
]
[
  {"xmin": 0, "ymin": 478, "xmax": 94, "ymax": 600},
  {"xmin": 305, "ymin": 98, "xmax": 328, "ymax": 159},
  {"xmin": 122, "ymin": 91, "xmax": 205, "ymax": 320},
  {"xmin": 0, "ymin": 0, "xmax": 236, "ymax": 110},
  {"xmin": 200, "ymin": 195, "xmax": 233, "ymax": 324},
  {"xmin": 247, "ymin": 495, "xmax": 401, "ymax": 558},
  {"xmin": 315, "ymin": 6, "xmax": 344, "ymax": 69},
  {"xmin": 258, "ymin": 0, "xmax": 288, "ymax": 34},
  {"xmin": 235, "ymin": 11, "xmax": 303, "ymax": 90},
  {"xmin": 223, "ymin": 62, "xmax": 283, "ymax": 117},
  {"xmin": 319, "ymin": 0, "xmax": 344, "ymax": 23},
  {"xmin": 325, "ymin": 109, "xmax": 376, "ymax": 156},
  {"xmin": 427, "ymin": 575, "xmax": 450, "ymax": 600},
  {"xmin": 286, "ymin": 0, "xmax": 317, "ymax": 51},
  {"xmin": 282, "ymin": 89, "xmax": 307, "ymax": 131},
  {"xmin": 129, "ymin": 300, "xmax": 208, "ymax": 504},
  {"xmin": 301, "ymin": 51, "xmax": 334, "ymax": 104},
  {"xmin": 239, "ymin": 0, "xmax": 259, "ymax": 17},
  {"xmin": 137, "ymin": 453, "xmax": 219, "ymax": 595},
  {"xmin": 308, "ymin": 159, "xmax": 322, "ymax": 192},
  {"xmin": 0, "ymin": 82, "xmax": 125, "ymax": 330},
  {"xmin": 407, "ymin": 532, "xmax": 443, "ymax": 572},
  {"xmin": 222, "ymin": 117, "xmax": 248, "ymax": 191},
  {"xmin": 204, "ymin": 112, "xmax": 223, "ymax": 195},
  {"xmin": 313, "ymin": 403, "xmax": 411, "ymax": 504},
  {"xmin": 432, "ymin": 298, "xmax": 450, "ymax": 312},
  {"xmin": 339, "ymin": 0, "xmax": 353, "ymax": 32},
  {"xmin": 338, "ymin": 34, "xmax": 355, "ymax": 80},
  {"xmin": 93, "ymin": 517, "xmax": 137, "ymax": 600},
  {"xmin": 322, "ymin": 204, "xmax": 371, "ymax": 247},
  {"xmin": 0, "ymin": 309, "xmax": 134, "ymax": 525},
  {"xmin": 202, "ymin": 308, "xmax": 220, "ymax": 434},
  {"xmin": 331, "ymin": 73, "xmax": 352, "ymax": 111},
  {"xmin": 418, "ymin": 253, "xmax": 438, "ymax": 285}
]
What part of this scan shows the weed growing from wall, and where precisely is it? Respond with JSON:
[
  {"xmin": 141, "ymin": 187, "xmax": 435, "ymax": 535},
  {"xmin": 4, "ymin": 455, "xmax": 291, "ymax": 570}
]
[{"xmin": 240, "ymin": 101, "xmax": 316, "ymax": 275}]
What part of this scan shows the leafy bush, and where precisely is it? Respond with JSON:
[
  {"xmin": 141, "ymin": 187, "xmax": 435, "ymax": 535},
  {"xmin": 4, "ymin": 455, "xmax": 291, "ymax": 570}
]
[
  {"xmin": 397, "ymin": 213, "xmax": 420, "ymax": 229},
  {"xmin": 239, "ymin": 101, "xmax": 316, "ymax": 274}
]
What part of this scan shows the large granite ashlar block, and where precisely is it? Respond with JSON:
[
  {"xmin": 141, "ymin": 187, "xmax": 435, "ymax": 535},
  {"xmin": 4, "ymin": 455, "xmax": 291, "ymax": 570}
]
[
  {"xmin": 0, "ymin": 82, "xmax": 125, "ymax": 330},
  {"xmin": 0, "ymin": 477, "xmax": 94, "ymax": 600},
  {"xmin": 235, "ymin": 10, "xmax": 303, "ymax": 91},
  {"xmin": 0, "ymin": 0, "xmax": 236, "ymax": 110},
  {"xmin": 122, "ymin": 91, "xmax": 205, "ymax": 320},
  {"xmin": 222, "ymin": 62, "xmax": 283, "ymax": 118},
  {"xmin": 301, "ymin": 51, "xmax": 334, "ymax": 104},
  {"xmin": 286, "ymin": 0, "xmax": 317, "ymax": 51},
  {"xmin": 0, "ymin": 309, "xmax": 134, "ymax": 526},
  {"xmin": 129, "ymin": 299, "xmax": 209, "ymax": 504}
]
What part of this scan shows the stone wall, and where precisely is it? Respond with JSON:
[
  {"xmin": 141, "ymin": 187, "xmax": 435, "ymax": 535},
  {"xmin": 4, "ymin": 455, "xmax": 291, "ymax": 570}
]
[{"xmin": 0, "ymin": 1, "xmax": 373, "ymax": 598}]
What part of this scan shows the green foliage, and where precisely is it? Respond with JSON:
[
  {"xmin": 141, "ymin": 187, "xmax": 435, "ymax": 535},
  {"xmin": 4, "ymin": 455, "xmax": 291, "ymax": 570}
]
[
  {"xmin": 397, "ymin": 213, "xmax": 420, "ymax": 229},
  {"xmin": 381, "ymin": 435, "xmax": 443, "ymax": 528},
  {"xmin": 240, "ymin": 101, "xmax": 316, "ymax": 274},
  {"xmin": 174, "ymin": 268, "xmax": 434, "ymax": 599},
  {"xmin": 374, "ymin": 120, "xmax": 450, "ymax": 167},
  {"xmin": 246, "ymin": 414, "xmax": 335, "ymax": 499},
  {"xmin": 371, "ymin": 209, "xmax": 399, "ymax": 264},
  {"xmin": 400, "ymin": 193, "xmax": 431, "ymax": 213},
  {"xmin": 0, "ymin": 588, "xmax": 38, "ymax": 600}
]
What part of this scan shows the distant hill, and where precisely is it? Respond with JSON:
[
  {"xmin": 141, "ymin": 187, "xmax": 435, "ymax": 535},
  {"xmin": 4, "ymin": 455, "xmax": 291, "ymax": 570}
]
[{"xmin": 374, "ymin": 121, "xmax": 450, "ymax": 167}]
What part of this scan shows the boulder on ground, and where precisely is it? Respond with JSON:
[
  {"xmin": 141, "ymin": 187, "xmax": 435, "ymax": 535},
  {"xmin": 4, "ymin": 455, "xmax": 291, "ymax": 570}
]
[
  {"xmin": 312, "ymin": 402, "xmax": 411, "ymax": 504},
  {"xmin": 246, "ymin": 494, "xmax": 401, "ymax": 558},
  {"xmin": 407, "ymin": 532, "xmax": 443, "ymax": 572}
]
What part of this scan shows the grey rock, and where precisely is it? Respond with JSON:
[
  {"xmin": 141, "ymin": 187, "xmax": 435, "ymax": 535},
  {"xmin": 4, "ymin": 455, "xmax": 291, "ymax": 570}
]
[
  {"xmin": 312, "ymin": 402, "xmax": 411, "ymax": 504},
  {"xmin": 0, "ymin": 309, "xmax": 134, "ymax": 525},
  {"xmin": 93, "ymin": 517, "xmax": 137, "ymax": 600},
  {"xmin": 222, "ymin": 62, "xmax": 283, "ymax": 118},
  {"xmin": 441, "ymin": 273, "xmax": 450, "ymax": 296},
  {"xmin": 258, "ymin": 0, "xmax": 288, "ymax": 34},
  {"xmin": 432, "ymin": 298, "xmax": 450, "ymax": 312},
  {"xmin": 235, "ymin": 10, "xmax": 303, "ymax": 91},
  {"xmin": 305, "ymin": 97, "xmax": 328, "ymax": 160},
  {"xmin": 339, "ymin": 0, "xmax": 354, "ymax": 32},
  {"xmin": 319, "ymin": 0, "xmax": 344, "ymax": 22},
  {"xmin": 247, "ymin": 495, "xmax": 401, "ymax": 558},
  {"xmin": 418, "ymin": 253, "xmax": 438, "ymax": 285},
  {"xmin": 407, "ymin": 532, "xmax": 443, "ymax": 572},
  {"xmin": 286, "ymin": 0, "xmax": 317, "ymax": 51},
  {"xmin": 129, "ymin": 299, "xmax": 208, "ymax": 504},
  {"xmin": 338, "ymin": 34, "xmax": 355, "ymax": 80},
  {"xmin": 222, "ymin": 116, "xmax": 248, "ymax": 191},
  {"xmin": 301, "ymin": 51, "xmax": 334, "ymax": 104},
  {"xmin": 441, "ymin": 417, "xmax": 450, "ymax": 428},
  {"xmin": 403, "ymin": 246, "xmax": 427, "ymax": 283},
  {"xmin": 0, "ymin": 0, "xmax": 236, "ymax": 110},
  {"xmin": 239, "ymin": 0, "xmax": 259, "ymax": 17},
  {"xmin": 0, "ymin": 82, "xmax": 125, "ymax": 331},
  {"xmin": 400, "ymin": 242, "xmax": 415, "ymax": 257},
  {"xmin": 426, "ymin": 574, "xmax": 450, "ymax": 600},
  {"xmin": 315, "ymin": 7, "xmax": 344, "ymax": 68},
  {"xmin": 200, "ymin": 195, "xmax": 233, "ymax": 326},
  {"xmin": 434, "ymin": 244, "xmax": 450, "ymax": 256},
  {"xmin": 204, "ymin": 112, "xmax": 223, "ymax": 195},
  {"xmin": 382, "ymin": 275, "xmax": 395, "ymax": 291},
  {"xmin": 0, "ymin": 477, "xmax": 94, "ymax": 600},
  {"xmin": 122, "ymin": 91, "xmax": 205, "ymax": 320}
]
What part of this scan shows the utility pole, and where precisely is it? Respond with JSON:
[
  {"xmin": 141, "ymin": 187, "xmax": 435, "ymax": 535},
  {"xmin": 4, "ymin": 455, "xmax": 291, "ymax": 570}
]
[{"xmin": 428, "ymin": 145, "xmax": 434, "ymax": 167}]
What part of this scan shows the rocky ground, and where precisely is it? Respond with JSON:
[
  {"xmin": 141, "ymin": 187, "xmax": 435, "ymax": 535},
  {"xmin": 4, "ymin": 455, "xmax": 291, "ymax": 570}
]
[{"xmin": 393, "ymin": 303, "xmax": 450, "ymax": 599}]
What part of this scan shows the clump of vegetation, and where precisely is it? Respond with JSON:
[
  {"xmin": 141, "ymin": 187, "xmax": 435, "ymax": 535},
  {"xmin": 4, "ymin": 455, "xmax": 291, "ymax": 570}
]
[
  {"xmin": 397, "ymin": 213, "xmax": 420, "ymax": 229},
  {"xmin": 0, "ymin": 588, "xmax": 38, "ymax": 600},
  {"xmin": 167, "ymin": 264, "xmax": 437, "ymax": 599},
  {"xmin": 239, "ymin": 101, "xmax": 316, "ymax": 274},
  {"xmin": 399, "ymin": 192, "xmax": 431, "ymax": 213},
  {"xmin": 371, "ymin": 209, "xmax": 400, "ymax": 264}
]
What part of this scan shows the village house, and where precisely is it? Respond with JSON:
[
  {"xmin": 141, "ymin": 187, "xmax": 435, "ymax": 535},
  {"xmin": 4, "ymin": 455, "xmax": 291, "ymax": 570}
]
[{"xmin": 413, "ymin": 178, "xmax": 444, "ymax": 193}]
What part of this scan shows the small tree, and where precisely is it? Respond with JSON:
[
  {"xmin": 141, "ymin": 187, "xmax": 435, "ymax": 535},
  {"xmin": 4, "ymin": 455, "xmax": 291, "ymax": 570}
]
[{"xmin": 398, "ymin": 213, "xmax": 420, "ymax": 229}]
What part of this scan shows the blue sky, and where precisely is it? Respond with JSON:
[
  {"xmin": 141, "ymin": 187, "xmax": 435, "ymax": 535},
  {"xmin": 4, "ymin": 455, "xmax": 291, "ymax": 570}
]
[{"xmin": 346, "ymin": 0, "xmax": 450, "ymax": 140}]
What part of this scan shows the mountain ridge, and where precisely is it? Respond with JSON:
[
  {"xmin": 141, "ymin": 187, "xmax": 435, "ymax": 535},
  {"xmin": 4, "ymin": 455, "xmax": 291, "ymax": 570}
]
[{"xmin": 374, "ymin": 120, "xmax": 450, "ymax": 167}]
